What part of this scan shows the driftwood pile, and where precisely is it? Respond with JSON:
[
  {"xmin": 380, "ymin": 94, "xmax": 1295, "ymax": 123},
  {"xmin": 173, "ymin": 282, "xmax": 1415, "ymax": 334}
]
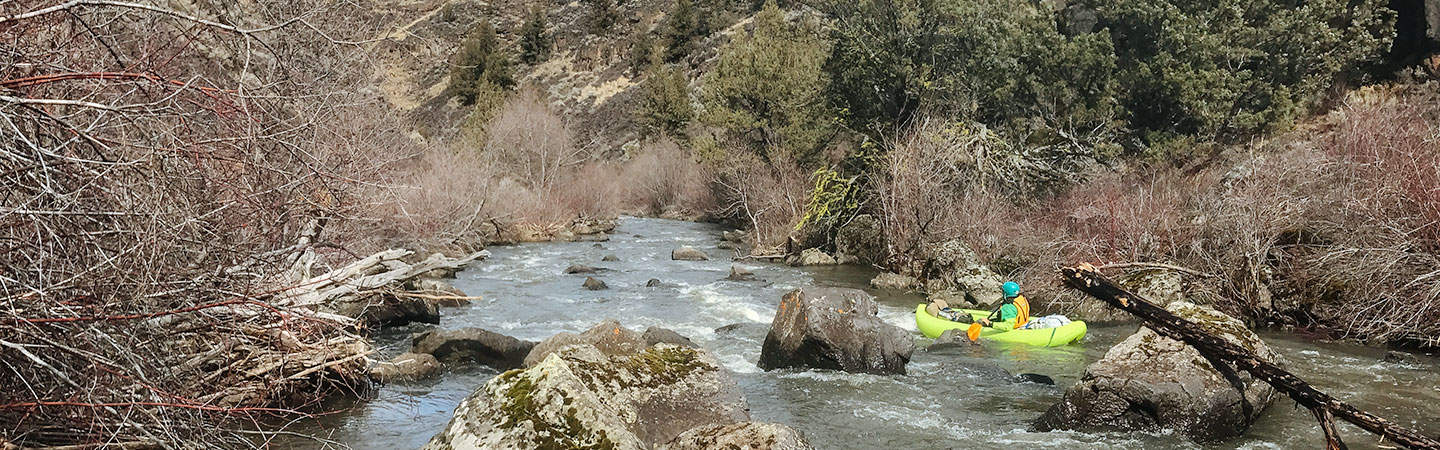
[{"xmin": 274, "ymin": 248, "xmax": 488, "ymax": 327}]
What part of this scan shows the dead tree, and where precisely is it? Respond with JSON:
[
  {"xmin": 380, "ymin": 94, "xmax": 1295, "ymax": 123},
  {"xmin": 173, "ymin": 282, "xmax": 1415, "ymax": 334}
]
[{"xmin": 1062, "ymin": 263, "xmax": 1440, "ymax": 450}]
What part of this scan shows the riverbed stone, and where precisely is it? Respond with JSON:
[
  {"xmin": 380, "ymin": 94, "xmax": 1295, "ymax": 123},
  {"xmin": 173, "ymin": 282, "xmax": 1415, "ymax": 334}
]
[
  {"xmin": 411, "ymin": 328, "xmax": 536, "ymax": 370},
  {"xmin": 672, "ymin": 246, "xmax": 710, "ymax": 261},
  {"xmin": 643, "ymin": 327, "xmax": 697, "ymax": 348},
  {"xmin": 1033, "ymin": 301, "xmax": 1283, "ymax": 441},
  {"xmin": 661, "ymin": 422, "xmax": 814, "ymax": 450},
  {"xmin": 523, "ymin": 319, "xmax": 648, "ymax": 368},
  {"xmin": 928, "ymin": 329, "xmax": 978, "ymax": 350},
  {"xmin": 566, "ymin": 264, "xmax": 600, "ymax": 274},
  {"xmin": 727, "ymin": 265, "xmax": 758, "ymax": 281},
  {"xmin": 758, "ymin": 287, "xmax": 914, "ymax": 375},
  {"xmin": 646, "ymin": 278, "xmax": 663, "ymax": 287},
  {"xmin": 787, "ymin": 248, "xmax": 837, "ymax": 266},
  {"xmin": 921, "ymin": 240, "xmax": 1005, "ymax": 307},
  {"xmin": 369, "ymin": 352, "xmax": 441, "ymax": 383},
  {"xmin": 583, "ymin": 277, "xmax": 609, "ymax": 290},
  {"xmin": 422, "ymin": 344, "xmax": 750, "ymax": 450},
  {"xmin": 602, "ymin": 254, "xmax": 620, "ymax": 262},
  {"xmin": 870, "ymin": 272, "xmax": 917, "ymax": 290}
]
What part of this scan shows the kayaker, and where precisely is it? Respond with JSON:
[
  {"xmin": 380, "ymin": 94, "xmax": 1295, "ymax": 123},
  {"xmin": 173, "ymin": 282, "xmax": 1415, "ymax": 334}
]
[{"xmin": 978, "ymin": 281, "xmax": 1030, "ymax": 329}]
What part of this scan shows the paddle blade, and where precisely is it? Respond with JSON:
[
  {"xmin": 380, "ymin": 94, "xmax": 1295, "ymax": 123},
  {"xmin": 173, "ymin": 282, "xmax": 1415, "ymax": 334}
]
[{"xmin": 966, "ymin": 323, "xmax": 981, "ymax": 342}]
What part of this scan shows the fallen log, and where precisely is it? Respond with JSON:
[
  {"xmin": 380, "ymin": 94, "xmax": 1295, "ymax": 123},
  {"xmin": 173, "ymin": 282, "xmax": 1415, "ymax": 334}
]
[{"xmin": 1061, "ymin": 263, "xmax": 1440, "ymax": 450}]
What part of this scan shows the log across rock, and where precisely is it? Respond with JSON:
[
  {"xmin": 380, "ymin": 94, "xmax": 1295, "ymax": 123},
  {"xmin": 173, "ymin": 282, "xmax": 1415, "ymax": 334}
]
[
  {"xmin": 423, "ymin": 323, "xmax": 813, "ymax": 450},
  {"xmin": 1033, "ymin": 301, "xmax": 1283, "ymax": 441},
  {"xmin": 757, "ymin": 287, "xmax": 914, "ymax": 375}
]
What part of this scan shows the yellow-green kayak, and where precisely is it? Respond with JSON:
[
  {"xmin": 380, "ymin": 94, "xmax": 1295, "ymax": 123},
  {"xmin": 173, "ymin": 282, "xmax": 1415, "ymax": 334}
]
[{"xmin": 914, "ymin": 304, "xmax": 1086, "ymax": 346}]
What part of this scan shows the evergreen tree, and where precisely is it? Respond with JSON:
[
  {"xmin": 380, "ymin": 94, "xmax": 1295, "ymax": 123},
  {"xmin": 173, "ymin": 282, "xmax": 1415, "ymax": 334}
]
[
  {"xmin": 635, "ymin": 63, "xmax": 693, "ymax": 137},
  {"xmin": 701, "ymin": 0, "xmax": 833, "ymax": 163},
  {"xmin": 663, "ymin": 0, "xmax": 700, "ymax": 62},
  {"xmin": 519, "ymin": 6, "xmax": 553, "ymax": 65},
  {"xmin": 450, "ymin": 21, "xmax": 514, "ymax": 105}
]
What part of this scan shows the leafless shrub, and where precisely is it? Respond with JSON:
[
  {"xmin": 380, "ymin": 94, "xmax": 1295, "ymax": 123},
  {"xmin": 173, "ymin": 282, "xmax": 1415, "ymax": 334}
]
[
  {"xmin": 712, "ymin": 152, "xmax": 809, "ymax": 251},
  {"xmin": 0, "ymin": 1, "xmax": 397, "ymax": 446},
  {"xmin": 483, "ymin": 89, "xmax": 593, "ymax": 192}
]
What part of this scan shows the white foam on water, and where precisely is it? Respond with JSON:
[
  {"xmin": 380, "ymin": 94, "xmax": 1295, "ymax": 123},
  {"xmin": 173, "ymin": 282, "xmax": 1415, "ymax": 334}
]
[
  {"xmin": 718, "ymin": 352, "xmax": 761, "ymax": 374},
  {"xmin": 679, "ymin": 284, "xmax": 774, "ymax": 324}
]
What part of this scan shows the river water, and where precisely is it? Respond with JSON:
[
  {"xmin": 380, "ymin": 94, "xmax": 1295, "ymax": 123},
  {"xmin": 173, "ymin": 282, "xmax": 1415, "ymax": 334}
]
[{"xmin": 285, "ymin": 217, "xmax": 1440, "ymax": 449}]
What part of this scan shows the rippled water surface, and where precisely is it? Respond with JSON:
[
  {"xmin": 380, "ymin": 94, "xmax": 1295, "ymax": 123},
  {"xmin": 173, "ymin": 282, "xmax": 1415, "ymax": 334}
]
[{"xmin": 284, "ymin": 217, "xmax": 1440, "ymax": 449}]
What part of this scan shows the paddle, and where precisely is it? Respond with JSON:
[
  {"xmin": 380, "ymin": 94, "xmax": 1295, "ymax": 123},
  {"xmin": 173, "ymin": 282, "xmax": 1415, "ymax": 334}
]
[{"xmin": 966, "ymin": 301, "xmax": 1006, "ymax": 342}]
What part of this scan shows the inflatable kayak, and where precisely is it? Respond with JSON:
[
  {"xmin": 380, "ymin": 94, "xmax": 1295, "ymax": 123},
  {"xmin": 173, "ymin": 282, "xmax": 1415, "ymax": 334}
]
[{"xmin": 914, "ymin": 304, "xmax": 1086, "ymax": 346}]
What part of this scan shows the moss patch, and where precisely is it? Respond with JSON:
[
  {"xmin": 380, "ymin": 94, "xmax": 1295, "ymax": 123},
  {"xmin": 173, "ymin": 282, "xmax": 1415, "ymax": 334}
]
[{"xmin": 495, "ymin": 371, "xmax": 618, "ymax": 450}]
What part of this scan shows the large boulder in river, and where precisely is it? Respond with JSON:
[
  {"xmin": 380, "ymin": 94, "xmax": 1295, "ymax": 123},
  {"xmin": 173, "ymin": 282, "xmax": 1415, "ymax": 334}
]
[
  {"xmin": 671, "ymin": 246, "xmax": 710, "ymax": 261},
  {"xmin": 662, "ymin": 422, "xmax": 813, "ymax": 450},
  {"xmin": 1033, "ymin": 301, "xmax": 1284, "ymax": 441},
  {"xmin": 523, "ymin": 319, "xmax": 649, "ymax": 367},
  {"xmin": 422, "ymin": 344, "xmax": 753, "ymax": 449},
  {"xmin": 757, "ymin": 287, "xmax": 914, "ymax": 375},
  {"xmin": 412, "ymin": 328, "xmax": 536, "ymax": 370},
  {"xmin": 787, "ymin": 248, "xmax": 837, "ymax": 266},
  {"xmin": 920, "ymin": 240, "xmax": 1005, "ymax": 307}
]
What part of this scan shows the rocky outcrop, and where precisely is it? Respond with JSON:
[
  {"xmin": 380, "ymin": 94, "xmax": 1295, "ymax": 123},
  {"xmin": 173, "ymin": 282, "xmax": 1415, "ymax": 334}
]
[
  {"xmin": 671, "ymin": 246, "xmax": 710, "ymax": 261},
  {"xmin": 370, "ymin": 352, "xmax": 441, "ymax": 383},
  {"xmin": 583, "ymin": 277, "xmax": 609, "ymax": 290},
  {"xmin": 1034, "ymin": 302, "xmax": 1283, "ymax": 441},
  {"xmin": 412, "ymin": 328, "xmax": 537, "ymax": 370},
  {"xmin": 523, "ymin": 319, "xmax": 649, "ymax": 368},
  {"xmin": 921, "ymin": 240, "xmax": 1004, "ymax": 307},
  {"xmin": 787, "ymin": 248, "xmax": 837, "ymax": 266},
  {"xmin": 870, "ymin": 272, "xmax": 917, "ymax": 290},
  {"xmin": 758, "ymin": 287, "xmax": 914, "ymax": 375},
  {"xmin": 422, "ymin": 344, "xmax": 754, "ymax": 449},
  {"xmin": 643, "ymin": 327, "xmax": 697, "ymax": 348},
  {"xmin": 834, "ymin": 214, "xmax": 885, "ymax": 266},
  {"xmin": 662, "ymin": 422, "xmax": 814, "ymax": 450}
]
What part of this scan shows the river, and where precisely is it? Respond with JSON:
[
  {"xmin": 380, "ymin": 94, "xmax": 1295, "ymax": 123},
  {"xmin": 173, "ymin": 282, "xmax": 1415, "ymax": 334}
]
[{"xmin": 283, "ymin": 217, "xmax": 1440, "ymax": 449}]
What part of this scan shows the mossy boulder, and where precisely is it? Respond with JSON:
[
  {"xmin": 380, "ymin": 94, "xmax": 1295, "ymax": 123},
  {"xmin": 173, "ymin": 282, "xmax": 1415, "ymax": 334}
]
[
  {"xmin": 1034, "ymin": 301, "xmax": 1284, "ymax": 442},
  {"xmin": 758, "ymin": 287, "xmax": 914, "ymax": 375},
  {"xmin": 524, "ymin": 319, "xmax": 648, "ymax": 368},
  {"xmin": 423, "ymin": 344, "xmax": 751, "ymax": 449}
]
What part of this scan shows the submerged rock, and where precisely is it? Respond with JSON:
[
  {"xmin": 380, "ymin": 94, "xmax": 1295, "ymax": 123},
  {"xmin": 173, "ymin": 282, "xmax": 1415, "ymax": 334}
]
[
  {"xmin": 646, "ymin": 278, "xmax": 663, "ymax": 287},
  {"xmin": 1033, "ymin": 302, "xmax": 1283, "ymax": 441},
  {"xmin": 787, "ymin": 248, "xmax": 837, "ymax": 266},
  {"xmin": 369, "ymin": 352, "xmax": 441, "ymax": 383},
  {"xmin": 602, "ymin": 254, "xmax": 620, "ymax": 262},
  {"xmin": 928, "ymin": 328, "xmax": 978, "ymax": 350},
  {"xmin": 583, "ymin": 277, "xmax": 609, "ymax": 290},
  {"xmin": 662, "ymin": 422, "xmax": 814, "ymax": 450},
  {"xmin": 411, "ymin": 328, "xmax": 536, "ymax": 370},
  {"xmin": 727, "ymin": 265, "xmax": 758, "ymax": 281},
  {"xmin": 565, "ymin": 264, "xmax": 600, "ymax": 274},
  {"xmin": 671, "ymin": 246, "xmax": 710, "ymax": 261},
  {"xmin": 422, "ymin": 344, "xmax": 753, "ymax": 449},
  {"xmin": 523, "ymin": 319, "xmax": 649, "ymax": 367},
  {"xmin": 757, "ymin": 287, "xmax": 914, "ymax": 375}
]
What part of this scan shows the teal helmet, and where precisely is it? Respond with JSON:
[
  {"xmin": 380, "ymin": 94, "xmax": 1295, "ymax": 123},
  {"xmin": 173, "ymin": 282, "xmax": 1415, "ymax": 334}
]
[{"xmin": 1002, "ymin": 281, "xmax": 1020, "ymax": 298}]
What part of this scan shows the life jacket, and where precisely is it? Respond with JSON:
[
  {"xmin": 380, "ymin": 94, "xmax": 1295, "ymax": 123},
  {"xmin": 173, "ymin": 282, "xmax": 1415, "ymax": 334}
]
[{"xmin": 1012, "ymin": 295, "xmax": 1030, "ymax": 329}]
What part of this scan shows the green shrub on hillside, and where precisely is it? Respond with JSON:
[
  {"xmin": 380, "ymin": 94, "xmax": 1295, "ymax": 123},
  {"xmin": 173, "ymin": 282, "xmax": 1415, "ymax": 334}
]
[
  {"xmin": 701, "ymin": 1, "xmax": 835, "ymax": 165},
  {"xmin": 819, "ymin": 0, "xmax": 1393, "ymax": 150},
  {"xmin": 1097, "ymin": 0, "xmax": 1393, "ymax": 140},
  {"xmin": 520, "ymin": 6, "xmax": 553, "ymax": 65},
  {"xmin": 664, "ymin": 0, "xmax": 702, "ymax": 61},
  {"xmin": 450, "ymin": 21, "xmax": 515, "ymax": 106},
  {"xmin": 635, "ymin": 64, "xmax": 694, "ymax": 137}
]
